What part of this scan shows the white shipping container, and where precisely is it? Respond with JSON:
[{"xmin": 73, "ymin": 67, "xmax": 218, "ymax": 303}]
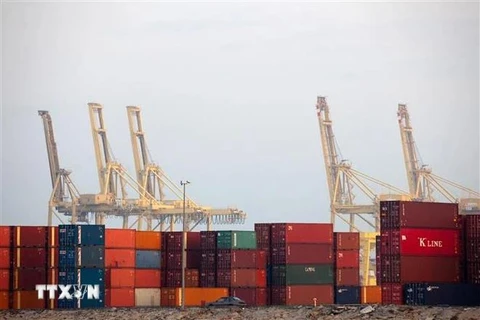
[{"xmin": 135, "ymin": 288, "xmax": 161, "ymax": 307}]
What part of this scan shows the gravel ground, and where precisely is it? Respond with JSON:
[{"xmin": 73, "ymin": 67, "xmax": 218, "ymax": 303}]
[{"xmin": 1, "ymin": 305, "xmax": 480, "ymax": 320}]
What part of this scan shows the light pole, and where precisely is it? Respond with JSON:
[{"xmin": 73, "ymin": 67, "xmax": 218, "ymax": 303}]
[{"xmin": 180, "ymin": 180, "xmax": 190, "ymax": 310}]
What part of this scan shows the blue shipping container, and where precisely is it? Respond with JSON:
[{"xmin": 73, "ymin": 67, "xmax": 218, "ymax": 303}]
[
  {"xmin": 57, "ymin": 268, "xmax": 105, "ymax": 309},
  {"xmin": 334, "ymin": 286, "xmax": 361, "ymax": 304},
  {"xmin": 59, "ymin": 225, "xmax": 105, "ymax": 246},
  {"xmin": 136, "ymin": 250, "xmax": 161, "ymax": 269},
  {"xmin": 59, "ymin": 247, "xmax": 105, "ymax": 268},
  {"xmin": 57, "ymin": 291, "xmax": 105, "ymax": 309},
  {"xmin": 404, "ymin": 283, "xmax": 480, "ymax": 307}
]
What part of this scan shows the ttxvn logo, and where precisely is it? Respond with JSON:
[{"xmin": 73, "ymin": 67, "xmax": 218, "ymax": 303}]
[
  {"xmin": 418, "ymin": 237, "xmax": 443, "ymax": 248},
  {"xmin": 35, "ymin": 284, "xmax": 100, "ymax": 300}
]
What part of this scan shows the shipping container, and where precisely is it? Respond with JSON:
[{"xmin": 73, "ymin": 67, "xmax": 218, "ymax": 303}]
[
  {"xmin": 271, "ymin": 244, "xmax": 333, "ymax": 265},
  {"xmin": 160, "ymin": 287, "xmax": 229, "ymax": 307},
  {"xmin": 105, "ymin": 249, "xmax": 135, "ymax": 268},
  {"xmin": 361, "ymin": 286, "xmax": 382, "ymax": 304},
  {"xmin": 58, "ymin": 268, "xmax": 105, "ymax": 287},
  {"xmin": 199, "ymin": 270, "xmax": 216, "ymax": 287},
  {"xmin": 105, "ymin": 288, "xmax": 135, "ymax": 307},
  {"xmin": 230, "ymin": 287, "xmax": 267, "ymax": 306},
  {"xmin": 164, "ymin": 269, "xmax": 199, "ymax": 288},
  {"xmin": 59, "ymin": 247, "xmax": 105, "ymax": 268},
  {"xmin": 271, "ymin": 223, "xmax": 333, "ymax": 245},
  {"xmin": 380, "ymin": 255, "xmax": 461, "ymax": 283},
  {"xmin": 335, "ymin": 232, "xmax": 360, "ymax": 250},
  {"xmin": 136, "ymin": 250, "xmax": 161, "ymax": 269},
  {"xmin": 336, "ymin": 250, "xmax": 360, "ymax": 268},
  {"xmin": 12, "ymin": 226, "xmax": 47, "ymax": 247},
  {"xmin": 272, "ymin": 264, "xmax": 334, "ymax": 286},
  {"xmin": 13, "ymin": 268, "xmax": 47, "ymax": 290},
  {"xmin": 135, "ymin": 231, "xmax": 161, "ymax": 250},
  {"xmin": 271, "ymin": 285, "xmax": 333, "ymax": 305},
  {"xmin": 254, "ymin": 224, "xmax": 271, "ymax": 247},
  {"xmin": 105, "ymin": 229, "xmax": 136, "ymax": 249},
  {"xmin": 0, "ymin": 291, "xmax": 8, "ymax": 310},
  {"xmin": 375, "ymin": 236, "xmax": 381, "ymax": 285},
  {"xmin": 200, "ymin": 251, "xmax": 216, "ymax": 270},
  {"xmin": 59, "ymin": 225, "xmax": 105, "ymax": 247},
  {"xmin": 105, "ymin": 268, "xmax": 135, "ymax": 288},
  {"xmin": 336, "ymin": 268, "xmax": 360, "ymax": 286},
  {"xmin": 381, "ymin": 283, "xmax": 402, "ymax": 305},
  {"xmin": 466, "ymin": 262, "xmax": 480, "ymax": 284},
  {"xmin": 335, "ymin": 286, "xmax": 360, "ymax": 304},
  {"xmin": 217, "ymin": 249, "xmax": 266, "ymax": 269},
  {"xmin": 200, "ymin": 231, "xmax": 217, "ymax": 251},
  {"xmin": 381, "ymin": 229, "xmax": 460, "ymax": 256},
  {"xmin": 0, "ymin": 248, "xmax": 10, "ymax": 269},
  {"xmin": 404, "ymin": 283, "xmax": 480, "ymax": 306},
  {"xmin": 163, "ymin": 232, "xmax": 201, "ymax": 251},
  {"xmin": 0, "ymin": 269, "xmax": 9, "ymax": 290},
  {"xmin": 12, "ymin": 290, "xmax": 45, "ymax": 309},
  {"xmin": 0, "ymin": 226, "xmax": 10, "ymax": 247},
  {"xmin": 217, "ymin": 269, "xmax": 265, "ymax": 288},
  {"xmin": 135, "ymin": 269, "xmax": 161, "ymax": 288},
  {"xmin": 135, "ymin": 288, "xmax": 161, "ymax": 306},
  {"xmin": 12, "ymin": 248, "xmax": 47, "ymax": 268},
  {"xmin": 380, "ymin": 201, "xmax": 459, "ymax": 230},
  {"xmin": 217, "ymin": 231, "xmax": 256, "ymax": 249},
  {"xmin": 165, "ymin": 251, "xmax": 201, "ymax": 270}
]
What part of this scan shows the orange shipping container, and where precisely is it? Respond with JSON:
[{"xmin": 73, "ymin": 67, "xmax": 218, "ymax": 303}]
[
  {"xmin": 135, "ymin": 231, "xmax": 161, "ymax": 250},
  {"xmin": 135, "ymin": 269, "xmax": 161, "ymax": 288},
  {"xmin": 0, "ymin": 248, "xmax": 10, "ymax": 269},
  {"xmin": 106, "ymin": 229, "xmax": 136, "ymax": 249},
  {"xmin": 105, "ymin": 288, "xmax": 135, "ymax": 307},
  {"xmin": 361, "ymin": 286, "xmax": 382, "ymax": 304},
  {"xmin": 106, "ymin": 268, "xmax": 135, "ymax": 288},
  {"xmin": 0, "ymin": 269, "xmax": 9, "ymax": 290},
  {"xmin": 0, "ymin": 227, "xmax": 10, "ymax": 247},
  {"xmin": 12, "ymin": 290, "xmax": 45, "ymax": 309},
  {"xmin": 105, "ymin": 249, "xmax": 135, "ymax": 268},
  {"xmin": 0, "ymin": 291, "xmax": 8, "ymax": 310},
  {"xmin": 161, "ymin": 287, "xmax": 228, "ymax": 307}
]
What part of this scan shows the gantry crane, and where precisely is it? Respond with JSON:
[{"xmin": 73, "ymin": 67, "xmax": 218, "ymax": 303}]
[
  {"xmin": 38, "ymin": 110, "xmax": 85, "ymax": 225},
  {"xmin": 126, "ymin": 105, "xmax": 247, "ymax": 231},
  {"xmin": 397, "ymin": 103, "xmax": 480, "ymax": 214},
  {"xmin": 315, "ymin": 96, "xmax": 411, "ymax": 285}
]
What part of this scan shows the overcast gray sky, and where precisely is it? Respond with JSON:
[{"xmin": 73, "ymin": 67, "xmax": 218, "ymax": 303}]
[{"xmin": 1, "ymin": 1, "xmax": 479, "ymax": 231}]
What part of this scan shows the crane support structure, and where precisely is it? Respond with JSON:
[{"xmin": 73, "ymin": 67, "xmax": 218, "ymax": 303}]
[{"xmin": 397, "ymin": 103, "xmax": 480, "ymax": 213}]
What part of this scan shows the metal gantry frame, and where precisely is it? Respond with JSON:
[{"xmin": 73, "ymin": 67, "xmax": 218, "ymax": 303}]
[{"xmin": 397, "ymin": 103, "xmax": 480, "ymax": 213}]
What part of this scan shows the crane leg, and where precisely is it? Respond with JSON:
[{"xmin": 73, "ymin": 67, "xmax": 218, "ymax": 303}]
[
  {"xmin": 122, "ymin": 215, "xmax": 128, "ymax": 229},
  {"xmin": 349, "ymin": 214, "xmax": 355, "ymax": 232},
  {"xmin": 48, "ymin": 204, "xmax": 54, "ymax": 226},
  {"xmin": 147, "ymin": 215, "xmax": 153, "ymax": 231}
]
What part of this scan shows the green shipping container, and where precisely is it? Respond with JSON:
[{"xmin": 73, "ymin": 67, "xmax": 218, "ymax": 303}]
[
  {"xmin": 216, "ymin": 231, "xmax": 257, "ymax": 249},
  {"xmin": 272, "ymin": 264, "xmax": 334, "ymax": 285}
]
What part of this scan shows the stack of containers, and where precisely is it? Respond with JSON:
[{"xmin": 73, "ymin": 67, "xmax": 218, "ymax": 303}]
[
  {"xmin": 199, "ymin": 231, "xmax": 217, "ymax": 287},
  {"xmin": 58, "ymin": 224, "xmax": 105, "ymax": 309},
  {"xmin": 463, "ymin": 214, "xmax": 480, "ymax": 284},
  {"xmin": 104, "ymin": 229, "xmax": 136, "ymax": 307},
  {"xmin": 161, "ymin": 232, "xmax": 200, "ymax": 288},
  {"xmin": 254, "ymin": 224, "xmax": 272, "ymax": 305},
  {"xmin": 270, "ymin": 223, "xmax": 334, "ymax": 306},
  {"xmin": 0, "ymin": 227, "xmax": 10, "ymax": 310},
  {"xmin": 333, "ymin": 232, "xmax": 360, "ymax": 304},
  {"xmin": 215, "ymin": 231, "xmax": 267, "ymax": 306},
  {"xmin": 134, "ymin": 231, "xmax": 161, "ymax": 307},
  {"xmin": 380, "ymin": 201, "xmax": 462, "ymax": 305}
]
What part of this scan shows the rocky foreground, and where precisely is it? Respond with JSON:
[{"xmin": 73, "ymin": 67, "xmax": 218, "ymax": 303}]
[{"xmin": 1, "ymin": 305, "xmax": 480, "ymax": 320}]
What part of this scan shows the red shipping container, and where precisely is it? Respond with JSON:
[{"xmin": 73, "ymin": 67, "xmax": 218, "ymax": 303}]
[
  {"xmin": 187, "ymin": 250, "xmax": 201, "ymax": 269},
  {"xmin": 105, "ymin": 268, "xmax": 135, "ymax": 288},
  {"xmin": 336, "ymin": 268, "xmax": 360, "ymax": 286},
  {"xmin": 230, "ymin": 287, "xmax": 266, "ymax": 306},
  {"xmin": 105, "ymin": 288, "xmax": 135, "ymax": 307},
  {"xmin": 217, "ymin": 249, "xmax": 265, "ymax": 269},
  {"xmin": 335, "ymin": 232, "xmax": 360, "ymax": 250},
  {"xmin": 254, "ymin": 224, "xmax": 271, "ymax": 246},
  {"xmin": 164, "ymin": 269, "xmax": 199, "ymax": 288},
  {"xmin": 335, "ymin": 250, "xmax": 359, "ymax": 268},
  {"xmin": 200, "ymin": 231, "xmax": 217, "ymax": 251},
  {"xmin": 135, "ymin": 269, "xmax": 161, "ymax": 288},
  {"xmin": 380, "ymin": 201, "xmax": 459, "ymax": 230},
  {"xmin": 165, "ymin": 251, "xmax": 200, "ymax": 269},
  {"xmin": 464, "ymin": 214, "xmax": 480, "ymax": 238},
  {"xmin": 12, "ymin": 226, "xmax": 47, "ymax": 247},
  {"xmin": 163, "ymin": 232, "xmax": 201, "ymax": 251},
  {"xmin": 0, "ymin": 248, "xmax": 10, "ymax": 269},
  {"xmin": 217, "ymin": 269, "xmax": 262, "ymax": 288},
  {"xmin": 105, "ymin": 229, "xmax": 136, "ymax": 249},
  {"xmin": 272, "ymin": 244, "xmax": 333, "ymax": 265},
  {"xmin": 13, "ymin": 268, "xmax": 47, "ymax": 290},
  {"xmin": 12, "ymin": 248, "xmax": 47, "ymax": 268},
  {"xmin": 398, "ymin": 228, "xmax": 460, "ymax": 256},
  {"xmin": 105, "ymin": 249, "xmax": 135, "ymax": 268},
  {"xmin": 0, "ymin": 291, "xmax": 8, "ymax": 310},
  {"xmin": 200, "ymin": 251, "xmax": 216, "ymax": 270},
  {"xmin": 200, "ymin": 270, "xmax": 216, "ymax": 287},
  {"xmin": 0, "ymin": 227, "xmax": 10, "ymax": 247},
  {"xmin": 12, "ymin": 290, "xmax": 45, "ymax": 309},
  {"xmin": 0, "ymin": 269, "xmax": 9, "ymax": 290},
  {"xmin": 271, "ymin": 223, "xmax": 333, "ymax": 245},
  {"xmin": 381, "ymin": 283, "xmax": 402, "ymax": 305},
  {"xmin": 47, "ymin": 227, "xmax": 59, "ymax": 247},
  {"xmin": 271, "ymin": 285, "xmax": 333, "ymax": 305},
  {"xmin": 466, "ymin": 262, "xmax": 480, "ymax": 284}
]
